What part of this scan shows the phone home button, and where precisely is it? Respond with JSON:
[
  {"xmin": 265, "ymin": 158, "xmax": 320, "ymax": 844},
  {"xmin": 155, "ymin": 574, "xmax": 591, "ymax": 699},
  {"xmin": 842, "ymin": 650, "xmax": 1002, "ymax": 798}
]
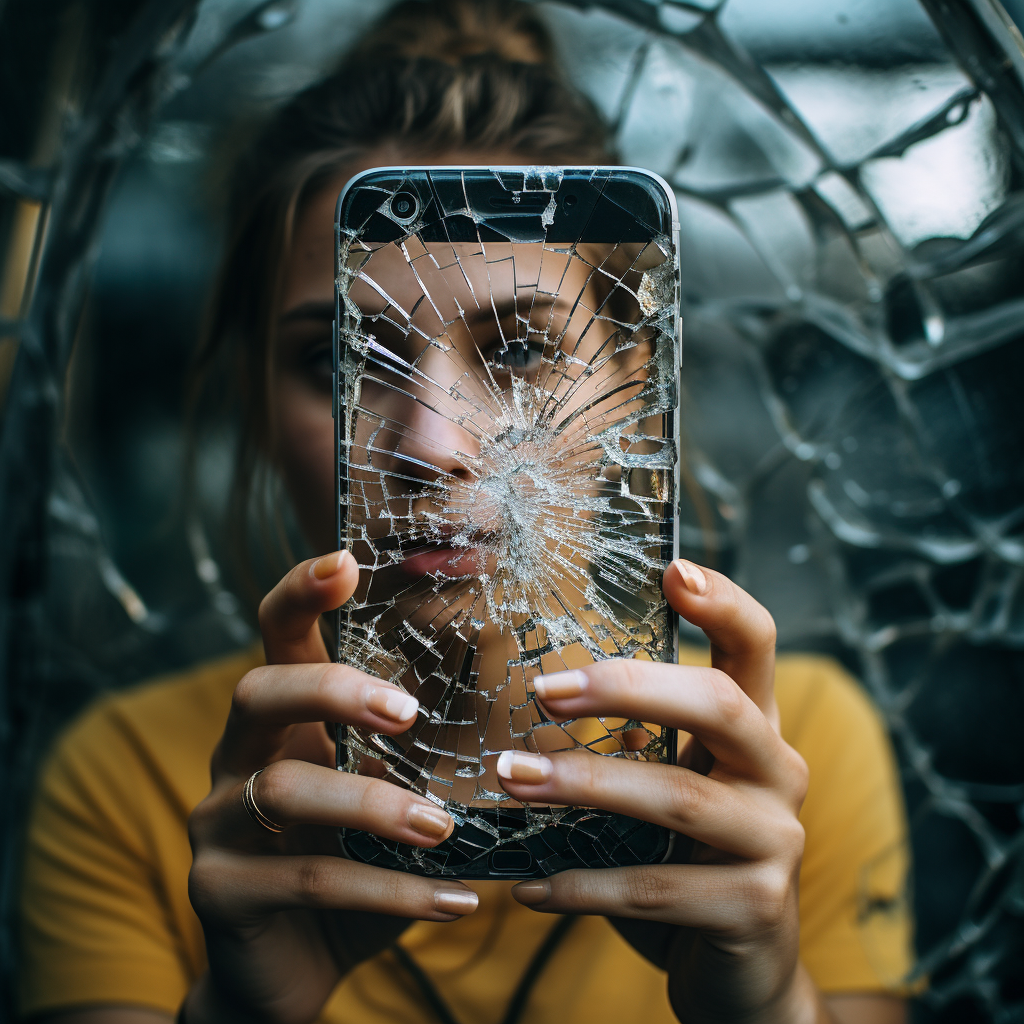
[{"xmin": 489, "ymin": 845, "xmax": 534, "ymax": 874}]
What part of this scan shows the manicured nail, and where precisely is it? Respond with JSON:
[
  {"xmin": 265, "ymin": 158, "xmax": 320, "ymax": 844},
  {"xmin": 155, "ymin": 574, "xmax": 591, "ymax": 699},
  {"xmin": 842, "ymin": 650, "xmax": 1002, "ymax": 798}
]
[
  {"xmin": 533, "ymin": 669, "xmax": 588, "ymax": 701},
  {"xmin": 512, "ymin": 880, "xmax": 551, "ymax": 906},
  {"xmin": 368, "ymin": 688, "xmax": 419, "ymax": 723},
  {"xmin": 408, "ymin": 803, "xmax": 453, "ymax": 840},
  {"xmin": 673, "ymin": 559, "xmax": 708, "ymax": 595},
  {"xmin": 311, "ymin": 550, "xmax": 351, "ymax": 580},
  {"xmin": 496, "ymin": 750, "xmax": 553, "ymax": 784},
  {"xmin": 434, "ymin": 888, "xmax": 479, "ymax": 914}
]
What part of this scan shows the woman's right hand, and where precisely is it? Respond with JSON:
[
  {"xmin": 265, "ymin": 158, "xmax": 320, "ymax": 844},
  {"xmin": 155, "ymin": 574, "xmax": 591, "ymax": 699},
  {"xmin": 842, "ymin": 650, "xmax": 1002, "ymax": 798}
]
[{"xmin": 183, "ymin": 550, "xmax": 479, "ymax": 1024}]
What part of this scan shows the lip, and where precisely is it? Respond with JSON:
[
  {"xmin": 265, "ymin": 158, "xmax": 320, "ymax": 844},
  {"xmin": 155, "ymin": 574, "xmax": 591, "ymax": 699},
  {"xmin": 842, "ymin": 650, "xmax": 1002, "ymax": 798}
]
[{"xmin": 400, "ymin": 543, "xmax": 481, "ymax": 579}]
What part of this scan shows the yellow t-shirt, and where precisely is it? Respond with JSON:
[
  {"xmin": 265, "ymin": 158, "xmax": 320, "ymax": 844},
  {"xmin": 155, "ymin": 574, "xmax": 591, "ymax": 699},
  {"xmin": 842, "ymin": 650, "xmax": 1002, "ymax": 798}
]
[{"xmin": 19, "ymin": 646, "xmax": 914, "ymax": 1021}]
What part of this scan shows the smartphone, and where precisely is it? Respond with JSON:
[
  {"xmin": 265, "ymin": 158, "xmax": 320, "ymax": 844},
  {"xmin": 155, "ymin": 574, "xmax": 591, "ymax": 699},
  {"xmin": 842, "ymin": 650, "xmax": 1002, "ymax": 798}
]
[{"xmin": 333, "ymin": 166, "xmax": 681, "ymax": 878}]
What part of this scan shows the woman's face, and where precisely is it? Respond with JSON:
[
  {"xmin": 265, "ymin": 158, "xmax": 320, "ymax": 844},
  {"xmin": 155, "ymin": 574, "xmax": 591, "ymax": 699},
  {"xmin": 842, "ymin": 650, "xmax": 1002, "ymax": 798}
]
[
  {"xmin": 271, "ymin": 177, "xmax": 347, "ymax": 554},
  {"xmin": 271, "ymin": 160, "xmax": 639, "ymax": 565}
]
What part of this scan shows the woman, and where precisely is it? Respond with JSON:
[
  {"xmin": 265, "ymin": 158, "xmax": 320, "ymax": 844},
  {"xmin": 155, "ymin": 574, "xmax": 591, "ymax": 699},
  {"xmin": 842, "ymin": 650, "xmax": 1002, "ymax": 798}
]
[{"xmin": 19, "ymin": 2, "xmax": 913, "ymax": 1022}]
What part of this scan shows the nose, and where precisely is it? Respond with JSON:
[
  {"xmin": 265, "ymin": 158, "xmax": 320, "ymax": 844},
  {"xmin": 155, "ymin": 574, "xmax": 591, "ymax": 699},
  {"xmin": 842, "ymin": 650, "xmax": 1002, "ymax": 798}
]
[
  {"xmin": 386, "ymin": 341, "xmax": 481, "ymax": 488},
  {"xmin": 392, "ymin": 391, "xmax": 478, "ymax": 487}
]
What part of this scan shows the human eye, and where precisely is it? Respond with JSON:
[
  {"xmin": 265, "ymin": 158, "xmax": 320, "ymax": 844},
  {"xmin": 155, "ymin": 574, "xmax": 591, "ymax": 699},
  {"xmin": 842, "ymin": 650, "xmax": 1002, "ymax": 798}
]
[
  {"xmin": 295, "ymin": 338, "xmax": 333, "ymax": 393},
  {"xmin": 306, "ymin": 341, "xmax": 333, "ymax": 375},
  {"xmin": 489, "ymin": 337, "xmax": 544, "ymax": 376},
  {"xmin": 277, "ymin": 311, "xmax": 335, "ymax": 395}
]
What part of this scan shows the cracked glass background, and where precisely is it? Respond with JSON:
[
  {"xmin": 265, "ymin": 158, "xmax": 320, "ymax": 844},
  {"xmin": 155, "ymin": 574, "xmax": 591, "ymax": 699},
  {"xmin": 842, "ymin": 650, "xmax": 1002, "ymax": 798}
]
[{"xmin": 1, "ymin": 0, "xmax": 1023, "ymax": 1018}]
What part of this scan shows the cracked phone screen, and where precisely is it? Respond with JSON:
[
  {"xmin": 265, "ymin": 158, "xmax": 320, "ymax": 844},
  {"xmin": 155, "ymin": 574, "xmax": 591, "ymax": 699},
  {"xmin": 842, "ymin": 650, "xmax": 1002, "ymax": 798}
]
[{"xmin": 334, "ymin": 168, "xmax": 679, "ymax": 876}]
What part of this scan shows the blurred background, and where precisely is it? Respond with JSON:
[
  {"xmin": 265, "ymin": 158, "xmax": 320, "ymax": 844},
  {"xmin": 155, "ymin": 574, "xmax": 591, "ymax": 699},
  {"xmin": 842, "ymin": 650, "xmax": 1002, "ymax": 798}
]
[{"xmin": 1, "ymin": 0, "xmax": 1023, "ymax": 1019}]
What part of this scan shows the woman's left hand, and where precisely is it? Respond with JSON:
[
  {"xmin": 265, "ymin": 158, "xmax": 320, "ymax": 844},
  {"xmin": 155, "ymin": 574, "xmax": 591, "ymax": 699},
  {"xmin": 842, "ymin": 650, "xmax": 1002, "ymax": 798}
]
[{"xmin": 497, "ymin": 559, "xmax": 820, "ymax": 1024}]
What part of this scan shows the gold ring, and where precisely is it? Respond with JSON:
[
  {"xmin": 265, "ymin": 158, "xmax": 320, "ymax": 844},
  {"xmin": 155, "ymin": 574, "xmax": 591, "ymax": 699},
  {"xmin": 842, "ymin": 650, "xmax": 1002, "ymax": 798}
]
[{"xmin": 242, "ymin": 768, "xmax": 285, "ymax": 833}]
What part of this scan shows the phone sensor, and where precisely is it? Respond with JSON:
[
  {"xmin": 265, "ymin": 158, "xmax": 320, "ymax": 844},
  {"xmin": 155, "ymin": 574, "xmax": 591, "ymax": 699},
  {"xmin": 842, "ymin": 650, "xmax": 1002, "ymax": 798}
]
[{"xmin": 390, "ymin": 191, "xmax": 419, "ymax": 222}]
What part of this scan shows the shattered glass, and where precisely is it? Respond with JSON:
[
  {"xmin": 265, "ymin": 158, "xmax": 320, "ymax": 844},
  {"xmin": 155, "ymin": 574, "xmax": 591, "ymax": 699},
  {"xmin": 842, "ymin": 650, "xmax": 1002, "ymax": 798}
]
[
  {"xmin": 334, "ymin": 168, "xmax": 680, "ymax": 875},
  {"xmin": 2, "ymin": 0, "xmax": 1024, "ymax": 1018}
]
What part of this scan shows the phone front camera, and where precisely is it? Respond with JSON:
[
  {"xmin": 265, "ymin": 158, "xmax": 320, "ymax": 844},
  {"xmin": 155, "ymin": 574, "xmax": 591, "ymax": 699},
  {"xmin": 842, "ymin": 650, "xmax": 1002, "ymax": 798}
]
[
  {"xmin": 390, "ymin": 192, "xmax": 419, "ymax": 221},
  {"xmin": 562, "ymin": 194, "xmax": 577, "ymax": 209}
]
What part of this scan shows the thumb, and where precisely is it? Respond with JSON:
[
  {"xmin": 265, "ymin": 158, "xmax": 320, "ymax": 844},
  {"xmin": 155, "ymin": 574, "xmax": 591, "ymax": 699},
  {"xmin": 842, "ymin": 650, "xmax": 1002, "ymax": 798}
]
[{"xmin": 258, "ymin": 550, "xmax": 359, "ymax": 665}]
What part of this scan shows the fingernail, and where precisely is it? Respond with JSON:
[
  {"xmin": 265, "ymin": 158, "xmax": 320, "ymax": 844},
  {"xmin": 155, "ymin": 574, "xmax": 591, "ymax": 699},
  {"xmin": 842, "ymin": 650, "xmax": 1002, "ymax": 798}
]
[
  {"xmin": 434, "ymin": 889, "xmax": 479, "ymax": 914},
  {"xmin": 368, "ymin": 688, "xmax": 419, "ymax": 723},
  {"xmin": 533, "ymin": 669, "xmax": 588, "ymax": 701},
  {"xmin": 496, "ymin": 750, "xmax": 553, "ymax": 784},
  {"xmin": 512, "ymin": 880, "xmax": 551, "ymax": 906},
  {"xmin": 408, "ymin": 803, "xmax": 453, "ymax": 840},
  {"xmin": 311, "ymin": 550, "xmax": 349, "ymax": 580},
  {"xmin": 673, "ymin": 559, "xmax": 708, "ymax": 595}
]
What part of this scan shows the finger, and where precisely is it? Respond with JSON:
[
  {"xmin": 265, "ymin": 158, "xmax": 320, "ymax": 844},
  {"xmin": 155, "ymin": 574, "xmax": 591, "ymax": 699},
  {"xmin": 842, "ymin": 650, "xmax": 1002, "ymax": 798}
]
[
  {"xmin": 198, "ymin": 760, "xmax": 455, "ymax": 849},
  {"xmin": 532, "ymin": 660, "xmax": 783, "ymax": 782},
  {"xmin": 259, "ymin": 551, "xmax": 359, "ymax": 665},
  {"xmin": 215, "ymin": 662, "xmax": 419, "ymax": 776},
  {"xmin": 494, "ymin": 751, "xmax": 794, "ymax": 857},
  {"xmin": 190, "ymin": 850, "xmax": 479, "ymax": 926},
  {"xmin": 511, "ymin": 862, "xmax": 793, "ymax": 935},
  {"xmin": 662, "ymin": 559, "xmax": 777, "ymax": 722}
]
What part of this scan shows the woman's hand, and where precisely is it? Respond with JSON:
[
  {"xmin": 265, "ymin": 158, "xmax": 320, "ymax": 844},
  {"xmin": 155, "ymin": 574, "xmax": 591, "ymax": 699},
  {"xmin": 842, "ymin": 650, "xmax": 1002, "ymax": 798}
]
[
  {"xmin": 497, "ymin": 559, "xmax": 819, "ymax": 1024},
  {"xmin": 184, "ymin": 551, "xmax": 479, "ymax": 1024}
]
